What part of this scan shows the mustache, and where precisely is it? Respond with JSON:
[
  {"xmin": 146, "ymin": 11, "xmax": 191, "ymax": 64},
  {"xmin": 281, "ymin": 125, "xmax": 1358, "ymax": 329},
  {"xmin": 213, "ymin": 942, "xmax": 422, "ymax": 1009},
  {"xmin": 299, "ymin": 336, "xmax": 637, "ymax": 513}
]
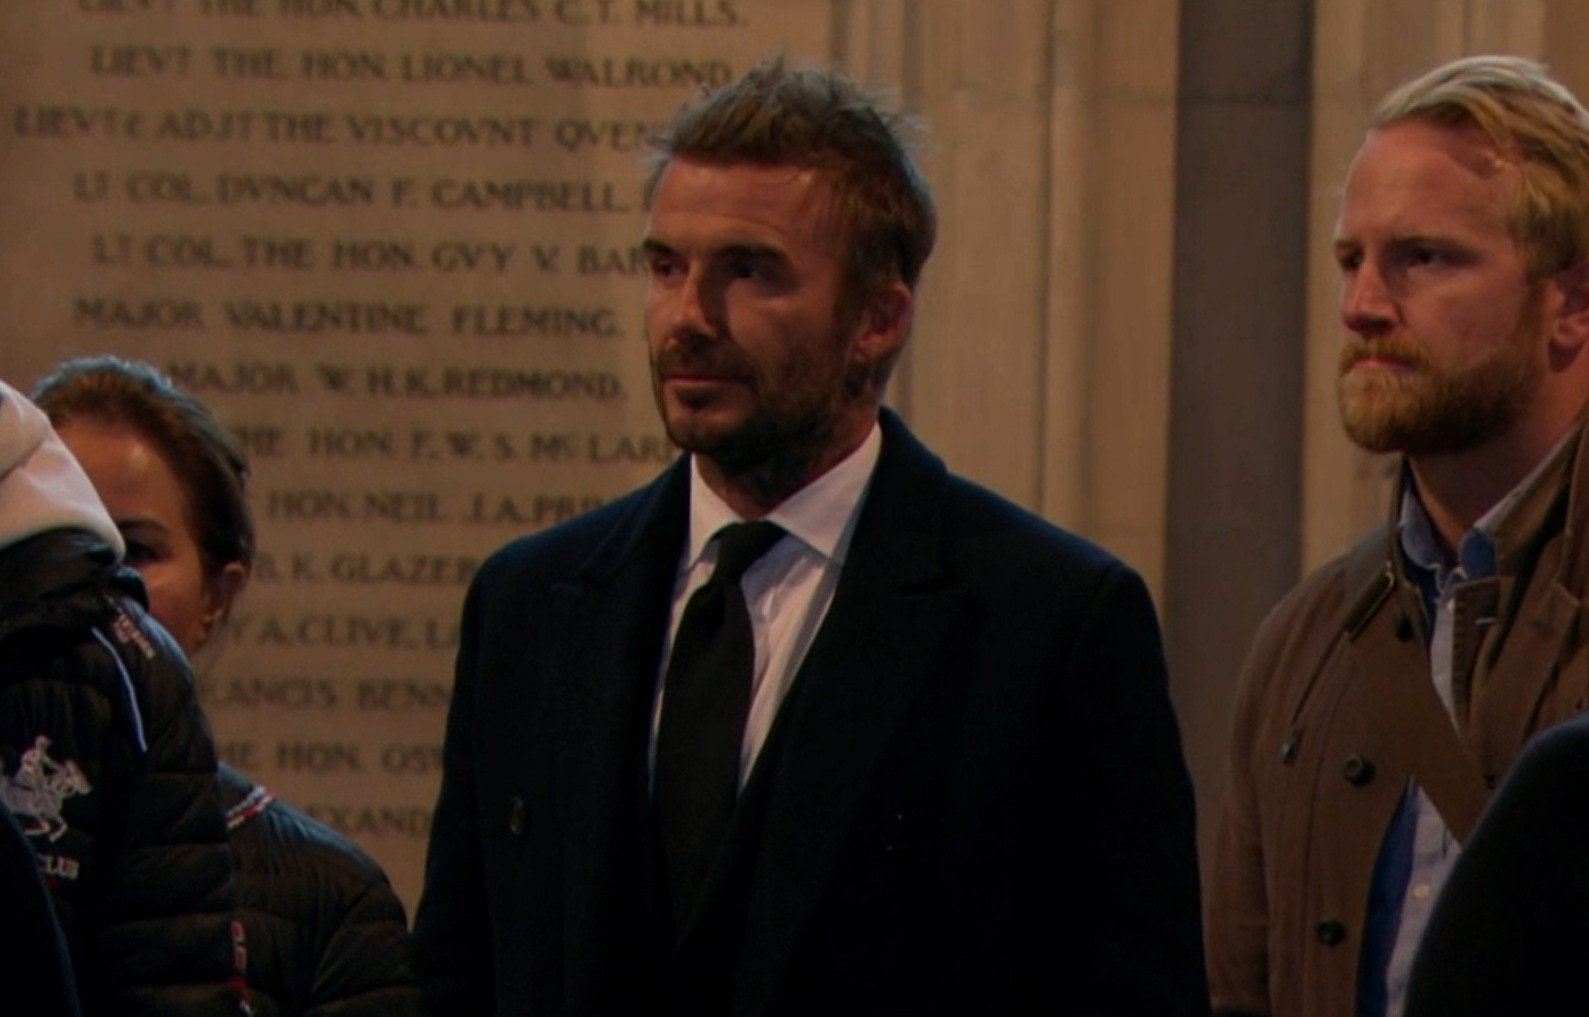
[
  {"xmin": 1339, "ymin": 339, "xmax": 1427, "ymax": 374},
  {"xmin": 653, "ymin": 339, "xmax": 755, "ymax": 382}
]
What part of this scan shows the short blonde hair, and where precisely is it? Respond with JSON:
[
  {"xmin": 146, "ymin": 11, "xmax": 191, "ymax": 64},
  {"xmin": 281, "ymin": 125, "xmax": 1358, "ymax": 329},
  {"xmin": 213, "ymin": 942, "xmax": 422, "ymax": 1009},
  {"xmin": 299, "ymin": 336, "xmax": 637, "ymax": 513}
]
[{"xmin": 1371, "ymin": 55, "xmax": 1589, "ymax": 278}]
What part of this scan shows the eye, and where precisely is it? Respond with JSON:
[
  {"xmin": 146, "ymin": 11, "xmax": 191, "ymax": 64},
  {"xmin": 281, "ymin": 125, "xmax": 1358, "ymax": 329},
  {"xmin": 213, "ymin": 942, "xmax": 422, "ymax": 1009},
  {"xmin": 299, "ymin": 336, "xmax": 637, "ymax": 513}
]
[
  {"xmin": 1391, "ymin": 240, "xmax": 1470, "ymax": 273},
  {"xmin": 1334, "ymin": 247, "xmax": 1362, "ymax": 273},
  {"xmin": 122, "ymin": 540, "xmax": 160, "ymax": 566},
  {"xmin": 644, "ymin": 250, "xmax": 684, "ymax": 280},
  {"xmin": 1408, "ymin": 245, "xmax": 1445, "ymax": 267},
  {"xmin": 724, "ymin": 254, "xmax": 765, "ymax": 280},
  {"xmin": 724, "ymin": 249, "xmax": 792, "ymax": 287}
]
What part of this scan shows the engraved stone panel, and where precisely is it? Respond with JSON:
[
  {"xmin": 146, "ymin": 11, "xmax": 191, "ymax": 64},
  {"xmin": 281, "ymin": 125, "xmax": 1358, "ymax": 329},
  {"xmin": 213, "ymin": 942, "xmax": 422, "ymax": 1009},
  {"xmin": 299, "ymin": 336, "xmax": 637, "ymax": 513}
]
[{"xmin": 0, "ymin": 0, "xmax": 830, "ymax": 910}]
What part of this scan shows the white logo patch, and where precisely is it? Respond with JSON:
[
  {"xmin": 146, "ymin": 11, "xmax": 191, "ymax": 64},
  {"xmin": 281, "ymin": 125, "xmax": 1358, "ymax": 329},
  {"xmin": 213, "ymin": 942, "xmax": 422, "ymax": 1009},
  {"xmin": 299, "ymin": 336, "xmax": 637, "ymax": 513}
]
[{"xmin": 1, "ymin": 736, "xmax": 92, "ymax": 842}]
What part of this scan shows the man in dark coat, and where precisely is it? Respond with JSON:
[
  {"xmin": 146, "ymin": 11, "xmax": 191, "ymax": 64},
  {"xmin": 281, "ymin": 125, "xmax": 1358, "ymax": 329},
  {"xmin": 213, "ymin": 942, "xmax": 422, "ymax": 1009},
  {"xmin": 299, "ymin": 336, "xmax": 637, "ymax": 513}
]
[{"xmin": 414, "ymin": 56, "xmax": 1207, "ymax": 1017}]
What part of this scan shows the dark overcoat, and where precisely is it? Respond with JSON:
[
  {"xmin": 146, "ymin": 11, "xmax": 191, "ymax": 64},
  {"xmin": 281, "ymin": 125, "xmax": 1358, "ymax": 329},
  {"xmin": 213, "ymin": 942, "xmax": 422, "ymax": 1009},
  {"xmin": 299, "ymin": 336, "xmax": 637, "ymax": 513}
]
[{"xmin": 415, "ymin": 410, "xmax": 1207, "ymax": 1017}]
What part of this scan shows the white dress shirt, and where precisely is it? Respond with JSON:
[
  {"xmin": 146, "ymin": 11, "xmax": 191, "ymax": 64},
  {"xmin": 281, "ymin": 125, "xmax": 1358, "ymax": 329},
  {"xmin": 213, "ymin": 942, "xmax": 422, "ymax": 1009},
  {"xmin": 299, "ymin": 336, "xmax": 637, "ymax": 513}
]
[{"xmin": 651, "ymin": 422, "xmax": 882, "ymax": 786}]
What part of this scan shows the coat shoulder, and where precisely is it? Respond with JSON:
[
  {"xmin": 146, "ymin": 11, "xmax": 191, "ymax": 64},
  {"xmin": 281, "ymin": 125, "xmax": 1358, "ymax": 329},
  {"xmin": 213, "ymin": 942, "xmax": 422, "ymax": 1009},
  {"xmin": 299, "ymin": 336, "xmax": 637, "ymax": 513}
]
[
  {"xmin": 1223, "ymin": 525, "xmax": 1388, "ymax": 775},
  {"xmin": 1244, "ymin": 528, "xmax": 1383, "ymax": 682},
  {"xmin": 470, "ymin": 476, "xmax": 673, "ymax": 594},
  {"xmin": 935, "ymin": 472, "xmax": 1143, "ymax": 596}
]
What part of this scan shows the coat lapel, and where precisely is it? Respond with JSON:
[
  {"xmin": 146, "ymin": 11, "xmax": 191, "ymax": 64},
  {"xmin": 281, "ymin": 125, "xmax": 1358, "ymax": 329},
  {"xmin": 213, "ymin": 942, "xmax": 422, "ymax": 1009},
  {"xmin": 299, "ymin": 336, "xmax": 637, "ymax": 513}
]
[
  {"xmin": 1468, "ymin": 426, "xmax": 1585, "ymax": 779},
  {"xmin": 550, "ymin": 464, "xmax": 689, "ymax": 1010},
  {"xmin": 544, "ymin": 414, "xmax": 974, "ymax": 1013},
  {"xmin": 728, "ymin": 413, "xmax": 970, "ymax": 1016}
]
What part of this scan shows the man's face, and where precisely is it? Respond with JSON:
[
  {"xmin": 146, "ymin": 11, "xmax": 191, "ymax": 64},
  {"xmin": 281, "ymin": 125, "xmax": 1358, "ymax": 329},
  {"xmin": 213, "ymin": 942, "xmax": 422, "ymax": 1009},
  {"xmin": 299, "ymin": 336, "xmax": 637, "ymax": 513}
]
[
  {"xmin": 1333, "ymin": 118, "xmax": 1547, "ymax": 455},
  {"xmin": 642, "ymin": 158, "xmax": 899, "ymax": 479}
]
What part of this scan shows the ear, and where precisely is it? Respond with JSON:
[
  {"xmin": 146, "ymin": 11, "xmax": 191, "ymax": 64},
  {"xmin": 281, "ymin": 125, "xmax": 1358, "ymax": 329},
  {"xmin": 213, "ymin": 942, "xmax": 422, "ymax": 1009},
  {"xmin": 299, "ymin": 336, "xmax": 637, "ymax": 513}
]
[
  {"xmin": 197, "ymin": 561, "xmax": 249, "ymax": 650},
  {"xmin": 850, "ymin": 280, "xmax": 913, "ymax": 371},
  {"xmin": 1548, "ymin": 260, "xmax": 1589, "ymax": 357}
]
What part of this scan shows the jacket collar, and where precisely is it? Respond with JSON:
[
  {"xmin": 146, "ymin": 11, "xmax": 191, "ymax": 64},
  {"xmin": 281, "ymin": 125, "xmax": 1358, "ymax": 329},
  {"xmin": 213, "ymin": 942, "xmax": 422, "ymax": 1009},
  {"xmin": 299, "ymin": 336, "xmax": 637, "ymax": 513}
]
[
  {"xmin": 0, "ymin": 529, "xmax": 126, "ymax": 643},
  {"xmin": 1382, "ymin": 420, "xmax": 1583, "ymax": 589}
]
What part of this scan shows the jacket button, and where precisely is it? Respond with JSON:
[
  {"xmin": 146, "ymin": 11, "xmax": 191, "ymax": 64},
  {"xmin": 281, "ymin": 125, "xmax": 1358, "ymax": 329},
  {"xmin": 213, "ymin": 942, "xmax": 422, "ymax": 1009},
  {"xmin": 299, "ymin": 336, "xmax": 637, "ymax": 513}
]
[
  {"xmin": 1343, "ymin": 755, "xmax": 1375, "ymax": 787},
  {"xmin": 1315, "ymin": 918, "xmax": 1347, "ymax": 946},
  {"xmin": 508, "ymin": 797, "xmax": 529, "ymax": 837},
  {"xmin": 1394, "ymin": 612, "xmax": 1415, "ymax": 642}
]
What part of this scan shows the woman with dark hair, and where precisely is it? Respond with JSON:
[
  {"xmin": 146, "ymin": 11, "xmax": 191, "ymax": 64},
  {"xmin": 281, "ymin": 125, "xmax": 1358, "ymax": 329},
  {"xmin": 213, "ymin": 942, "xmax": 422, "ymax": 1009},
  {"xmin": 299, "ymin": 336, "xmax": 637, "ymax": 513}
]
[
  {"xmin": 35, "ymin": 357, "xmax": 252, "ymax": 652},
  {"xmin": 35, "ymin": 356, "xmax": 424, "ymax": 1017}
]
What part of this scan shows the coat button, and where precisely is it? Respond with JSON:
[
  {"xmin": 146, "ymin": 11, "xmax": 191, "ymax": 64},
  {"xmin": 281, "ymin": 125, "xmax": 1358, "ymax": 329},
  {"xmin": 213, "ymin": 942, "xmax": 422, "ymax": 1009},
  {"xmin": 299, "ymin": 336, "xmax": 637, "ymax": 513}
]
[
  {"xmin": 508, "ymin": 797, "xmax": 528, "ymax": 837},
  {"xmin": 1394, "ymin": 612, "xmax": 1415, "ymax": 642},
  {"xmin": 1343, "ymin": 755, "xmax": 1375, "ymax": 787},
  {"xmin": 1315, "ymin": 918, "xmax": 1347, "ymax": 946}
]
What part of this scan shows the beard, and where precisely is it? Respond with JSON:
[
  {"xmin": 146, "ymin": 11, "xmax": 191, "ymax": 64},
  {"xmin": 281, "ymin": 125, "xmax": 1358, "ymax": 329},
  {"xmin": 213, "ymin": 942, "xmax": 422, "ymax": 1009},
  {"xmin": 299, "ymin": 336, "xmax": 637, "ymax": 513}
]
[
  {"xmin": 1337, "ymin": 293, "xmax": 1545, "ymax": 455},
  {"xmin": 649, "ymin": 337, "xmax": 851, "ymax": 485}
]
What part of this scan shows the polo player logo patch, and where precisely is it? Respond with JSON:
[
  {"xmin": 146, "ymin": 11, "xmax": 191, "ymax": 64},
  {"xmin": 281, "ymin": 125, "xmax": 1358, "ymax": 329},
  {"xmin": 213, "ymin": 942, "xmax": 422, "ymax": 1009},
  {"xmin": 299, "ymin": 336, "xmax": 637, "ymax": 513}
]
[{"xmin": 1, "ymin": 735, "xmax": 92, "ymax": 842}]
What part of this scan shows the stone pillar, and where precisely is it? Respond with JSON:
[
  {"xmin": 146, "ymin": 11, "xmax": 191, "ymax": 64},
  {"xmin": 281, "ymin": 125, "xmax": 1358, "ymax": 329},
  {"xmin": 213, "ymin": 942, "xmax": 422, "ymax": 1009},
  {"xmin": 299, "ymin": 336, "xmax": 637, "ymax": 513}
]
[{"xmin": 1162, "ymin": 0, "xmax": 1315, "ymax": 868}]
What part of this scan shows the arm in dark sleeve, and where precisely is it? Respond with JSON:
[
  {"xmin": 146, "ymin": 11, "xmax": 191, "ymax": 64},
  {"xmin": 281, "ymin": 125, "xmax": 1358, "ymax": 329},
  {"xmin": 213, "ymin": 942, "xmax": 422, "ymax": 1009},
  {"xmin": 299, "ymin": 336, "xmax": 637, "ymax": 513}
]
[
  {"xmin": 93, "ymin": 602, "xmax": 244, "ymax": 1017},
  {"xmin": 412, "ymin": 578, "xmax": 495, "ymax": 1015},
  {"xmin": 0, "ymin": 799, "xmax": 81, "ymax": 1017},
  {"xmin": 306, "ymin": 865, "xmax": 426, "ymax": 1017},
  {"xmin": 1061, "ymin": 563, "xmax": 1210, "ymax": 1017},
  {"xmin": 1403, "ymin": 715, "xmax": 1589, "ymax": 1017}
]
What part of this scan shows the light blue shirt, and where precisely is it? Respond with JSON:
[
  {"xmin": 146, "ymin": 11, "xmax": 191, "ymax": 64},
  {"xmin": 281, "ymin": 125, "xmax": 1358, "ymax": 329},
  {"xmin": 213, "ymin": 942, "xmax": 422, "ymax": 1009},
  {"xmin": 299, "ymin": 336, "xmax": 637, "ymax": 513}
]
[{"xmin": 1375, "ymin": 491, "xmax": 1496, "ymax": 1017}]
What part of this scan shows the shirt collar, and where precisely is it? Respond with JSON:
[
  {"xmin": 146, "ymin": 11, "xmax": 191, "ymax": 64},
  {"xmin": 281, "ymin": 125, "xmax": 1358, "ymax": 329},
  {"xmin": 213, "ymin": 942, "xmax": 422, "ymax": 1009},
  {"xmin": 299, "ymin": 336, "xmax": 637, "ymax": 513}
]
[
  {"xmin": 1397, "ymin": 426, "xmax": 1579, "ymax": 584},
  {"xmin": 1398, "ymin": 488, "xmax": 1493, "ymax": 584},
  {"xmin": 684, "ymin": 421, "xmax": 883, "ymax": 570}
]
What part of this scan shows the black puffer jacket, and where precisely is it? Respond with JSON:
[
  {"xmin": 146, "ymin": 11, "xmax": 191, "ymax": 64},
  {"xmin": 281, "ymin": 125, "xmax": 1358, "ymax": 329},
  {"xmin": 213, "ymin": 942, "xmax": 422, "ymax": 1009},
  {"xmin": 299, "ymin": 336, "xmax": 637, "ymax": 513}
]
[
  {"xmin": 220, "ymin": 765, "xmax": 425, "ymax": 1017},
  {"xmin": 0, "ymin": 797, "xmax": 80, "ymax": 1017},
  {"xmin": 0, "ymin": 529, "xmax": 243, "ymax": 1016}
]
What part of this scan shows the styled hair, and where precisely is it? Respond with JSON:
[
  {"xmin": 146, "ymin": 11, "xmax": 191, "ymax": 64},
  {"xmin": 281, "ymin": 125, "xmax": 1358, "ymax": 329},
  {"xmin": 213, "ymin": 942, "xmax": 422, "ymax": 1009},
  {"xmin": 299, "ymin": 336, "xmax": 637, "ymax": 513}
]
[
  {"xmin": 644, "ymin": 55, "xmax": 937, "ymax": 298},
  {"xmin": 32, "ymin": 356, "xmax": 254, "ymax": 579},
  {"xmin": 1371, "ymin": 54, "xmax": 1589, "ymax": 278}
]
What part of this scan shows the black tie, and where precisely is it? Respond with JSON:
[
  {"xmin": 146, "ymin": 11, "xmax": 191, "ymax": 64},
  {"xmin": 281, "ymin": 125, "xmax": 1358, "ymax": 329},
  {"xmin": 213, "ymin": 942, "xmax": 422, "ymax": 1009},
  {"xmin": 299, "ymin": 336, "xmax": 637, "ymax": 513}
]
[{"xmin": 655, "ymin": 520, "xmax": 785, "ymax": 929}]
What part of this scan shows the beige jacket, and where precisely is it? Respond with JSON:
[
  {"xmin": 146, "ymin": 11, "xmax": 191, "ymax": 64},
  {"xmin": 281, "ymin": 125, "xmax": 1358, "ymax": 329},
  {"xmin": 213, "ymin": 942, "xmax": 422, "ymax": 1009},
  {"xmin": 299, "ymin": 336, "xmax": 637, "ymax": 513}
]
[{"xmin": 1207, "ymin": 429, "xmax": 1589, "ymax": 1017}]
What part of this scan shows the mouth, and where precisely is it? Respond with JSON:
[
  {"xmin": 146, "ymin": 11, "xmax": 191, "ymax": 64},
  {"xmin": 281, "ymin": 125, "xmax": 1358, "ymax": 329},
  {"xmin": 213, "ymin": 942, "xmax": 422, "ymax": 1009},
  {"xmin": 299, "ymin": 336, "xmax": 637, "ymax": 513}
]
[
  {"xmin": 657, "ymin": 366, "xmax": 753, "ymax": 410},
  {"xmin": 660, "ymin": 369, "xmax": 746, "ymax": 388},
  {"xmin": 655, "ymin": 346, "xmax": 752, "ymax": 389},
  {"xmin": 1341, "ymin": 346, "xmax": 1420, "ymax": 376},
  {"xmin": 1347, "ymin": 355, "xmax": 1410, "ymax": 371}
]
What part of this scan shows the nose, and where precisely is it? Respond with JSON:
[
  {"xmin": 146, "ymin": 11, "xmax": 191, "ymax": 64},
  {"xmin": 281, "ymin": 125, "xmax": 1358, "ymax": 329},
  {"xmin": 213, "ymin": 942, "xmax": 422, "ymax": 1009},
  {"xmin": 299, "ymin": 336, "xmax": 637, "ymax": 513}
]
[
  {"xmin": 675, "ymin": 270, "xmax": 710, "ymax": 335},
  {"xmin": 655, "ymin": 266, "xmax": 718, "ymax": 345},
  {"xmin": 1340, "ymin": 259, "xmax": 1394, "ymax": 338}
]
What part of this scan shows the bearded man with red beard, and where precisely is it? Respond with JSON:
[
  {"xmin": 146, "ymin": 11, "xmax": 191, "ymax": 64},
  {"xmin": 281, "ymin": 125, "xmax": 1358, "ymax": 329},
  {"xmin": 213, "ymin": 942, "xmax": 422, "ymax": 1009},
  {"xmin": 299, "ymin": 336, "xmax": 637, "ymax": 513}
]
[{"xmin": 1207, "ymin": 55, "xmax": 1589, "ymax": 1017}]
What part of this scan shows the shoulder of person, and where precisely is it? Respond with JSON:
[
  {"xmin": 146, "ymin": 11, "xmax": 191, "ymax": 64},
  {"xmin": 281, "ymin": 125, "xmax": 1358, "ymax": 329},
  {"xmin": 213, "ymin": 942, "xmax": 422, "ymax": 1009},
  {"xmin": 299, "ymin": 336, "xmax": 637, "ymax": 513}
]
[
  {"xmin": 470, "ymin": 467, "xmax": 683, "ymax": 591},
  {"xmin": 932, "ymin": 470, "xmax": 1135, "ymax": 582},
  {"xmin": 0, "ymin": 529, "xmax": 120, "ymax": 643},
  {"xmin": 1250, "ymin": 525, "xmax": 1385, "ymax": 659},
  {"xmin": 242, "ymin": 795, "xmax": 394, "ymax": 892}
]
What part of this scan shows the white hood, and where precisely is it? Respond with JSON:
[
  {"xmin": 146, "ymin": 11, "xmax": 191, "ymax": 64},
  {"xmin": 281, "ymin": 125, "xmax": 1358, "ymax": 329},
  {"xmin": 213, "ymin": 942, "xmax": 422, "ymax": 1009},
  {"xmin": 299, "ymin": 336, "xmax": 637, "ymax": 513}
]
[{"xmin": 0, "ymin": 377, "xmax": 124, "ymax": 556}]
